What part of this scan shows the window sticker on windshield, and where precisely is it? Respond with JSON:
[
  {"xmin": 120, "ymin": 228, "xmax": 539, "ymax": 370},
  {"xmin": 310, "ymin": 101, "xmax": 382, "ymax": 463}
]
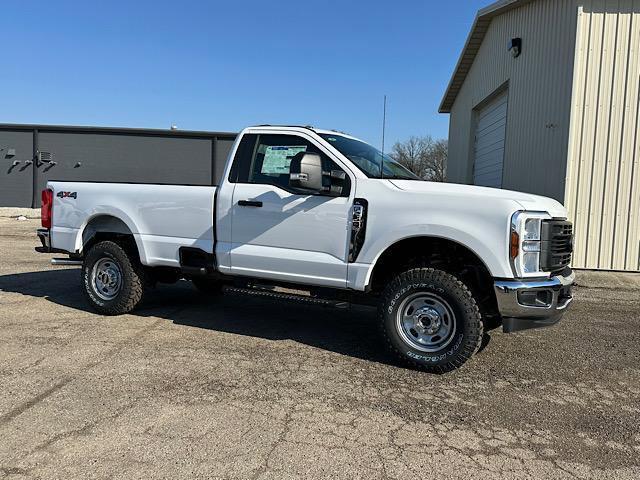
[{"xmin": 261, "ymin": 145, "xmax": 307, "ymax": 175}]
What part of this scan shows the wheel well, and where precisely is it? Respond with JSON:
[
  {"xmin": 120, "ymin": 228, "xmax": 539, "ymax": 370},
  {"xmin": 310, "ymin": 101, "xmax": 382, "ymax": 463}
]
[
  {"xmin": 82, "ymin": 215, "xmax": 140, "ymax": 260},
  {"xmin": 369, "ymin": 237, "xmax": 499, "ymax": 318}
]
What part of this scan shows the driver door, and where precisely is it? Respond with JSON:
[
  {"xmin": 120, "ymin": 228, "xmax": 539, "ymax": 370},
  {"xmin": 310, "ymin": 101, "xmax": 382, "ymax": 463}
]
[{"xmin": 229, "ymin": 133, "xmax": 352, "ymax": 288}]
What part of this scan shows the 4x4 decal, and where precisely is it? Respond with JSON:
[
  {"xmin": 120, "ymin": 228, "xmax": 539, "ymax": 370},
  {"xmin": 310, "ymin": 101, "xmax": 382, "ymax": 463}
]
[{"xmin": 56, "ymin": 191, "xmax": 77, "ymax": 199}]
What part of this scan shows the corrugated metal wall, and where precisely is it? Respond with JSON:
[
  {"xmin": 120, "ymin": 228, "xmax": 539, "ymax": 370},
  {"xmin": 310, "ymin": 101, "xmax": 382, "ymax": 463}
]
[
  {"xmin": 0, "ymin": 125, "xmax": 236, "ymax": 208},
  {"xmin": 565, "ymin": 0, "xmax": 640, "ymax": 271},
  {"xmin": 447, "ymin": 0, "xmax": 579, "ymax": 202},
  {"xmin": 447, "ymin": 0, "xmax": 640, "ymax": 272},
  {"xmin": 0, "ymin": 130, "xmax": 34, "ymax": 207}
]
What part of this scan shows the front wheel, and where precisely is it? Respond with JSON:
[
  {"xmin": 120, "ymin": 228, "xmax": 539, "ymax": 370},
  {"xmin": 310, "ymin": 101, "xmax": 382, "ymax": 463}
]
[
  {"xmin": 82, "ymin": 240, "xmax": 146, "ymax": 315},
  {"xmin": 380, "ymin": 268, "xmax": 483, "ymax": 373}
]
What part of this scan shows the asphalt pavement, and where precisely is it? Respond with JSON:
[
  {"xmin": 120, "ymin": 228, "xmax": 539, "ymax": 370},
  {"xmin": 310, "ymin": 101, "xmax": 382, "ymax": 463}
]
[{"xmin": 1, "ymin": 216, "xmax": 639, "ymax": 479}]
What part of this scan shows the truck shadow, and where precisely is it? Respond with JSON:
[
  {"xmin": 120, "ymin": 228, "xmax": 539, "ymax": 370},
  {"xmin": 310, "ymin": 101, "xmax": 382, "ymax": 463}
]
[
  {"xmin": 1, "ymin": 269, "xmax": 493, "ymax": 368},
  {"xmin": 0, "ymin": 268, "xmax": 399, "ymax": 367}
]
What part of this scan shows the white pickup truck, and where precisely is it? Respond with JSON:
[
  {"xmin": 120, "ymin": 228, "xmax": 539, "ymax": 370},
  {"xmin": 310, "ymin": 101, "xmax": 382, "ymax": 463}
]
[{"xmin": 36, "ymin": 125, "xmax": 574, "ymax": 372}]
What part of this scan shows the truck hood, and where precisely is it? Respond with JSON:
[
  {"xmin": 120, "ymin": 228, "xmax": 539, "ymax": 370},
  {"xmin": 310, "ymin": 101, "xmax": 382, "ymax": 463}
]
[{"xmin": 389, "ymin": 180, "xmax": 568, "ymax": 218}]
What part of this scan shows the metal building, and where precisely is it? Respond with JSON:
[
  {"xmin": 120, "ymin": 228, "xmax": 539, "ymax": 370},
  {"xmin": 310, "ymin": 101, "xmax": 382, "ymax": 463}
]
[
  {"xmin": 0, "ymin": 124, "xmax": 236, "ymax": 208},
  {"xmin": 440, "ymin": 0, "xmax": 640, "ymax": 272}
]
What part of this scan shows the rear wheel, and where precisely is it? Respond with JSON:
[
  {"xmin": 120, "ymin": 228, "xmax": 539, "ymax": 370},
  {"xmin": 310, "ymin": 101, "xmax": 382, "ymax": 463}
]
[
  {"xmin": 380, "ymin": 267, "xmax": 483, "ymax": 373},
  {"xmin": 82, "ymin": 240, "xmax": 146, "ymax": 315}
]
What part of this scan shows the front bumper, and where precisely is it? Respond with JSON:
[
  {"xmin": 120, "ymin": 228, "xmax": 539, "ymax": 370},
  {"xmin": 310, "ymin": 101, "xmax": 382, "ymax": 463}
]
[{"xmin": 494, "ymin": 270, "xmax": 575, "ymax": 333}]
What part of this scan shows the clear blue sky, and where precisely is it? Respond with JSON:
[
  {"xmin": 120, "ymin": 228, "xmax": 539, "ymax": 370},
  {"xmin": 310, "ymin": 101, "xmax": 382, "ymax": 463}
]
[{"xmin": 2, "ymin": 0, "xmax": 489, "ymax": 147}]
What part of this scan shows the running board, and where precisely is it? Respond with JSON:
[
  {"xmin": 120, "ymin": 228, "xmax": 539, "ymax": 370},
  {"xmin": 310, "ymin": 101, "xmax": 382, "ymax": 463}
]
[{"xmin": 223, "ymin": 286, "xmax": 350, "ymax": 309}]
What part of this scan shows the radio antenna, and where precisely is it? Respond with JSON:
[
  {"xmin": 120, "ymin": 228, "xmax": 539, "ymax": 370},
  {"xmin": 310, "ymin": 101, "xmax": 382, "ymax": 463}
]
[{"xmin": 380, "ymin": 94, "xmax": 387, "ymax": 179}]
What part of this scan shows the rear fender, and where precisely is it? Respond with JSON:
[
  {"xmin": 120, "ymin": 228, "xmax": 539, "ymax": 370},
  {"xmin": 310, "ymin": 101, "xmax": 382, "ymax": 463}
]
[{"xmin": 75, "ymin": 208, "xmax": 149, "ymax": 264}]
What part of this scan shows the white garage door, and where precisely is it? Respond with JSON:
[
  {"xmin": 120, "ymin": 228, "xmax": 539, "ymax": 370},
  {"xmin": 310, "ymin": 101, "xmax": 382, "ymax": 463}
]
[{"xmin": 473, "ymin": 90, "xmax": 508, "ymax": 188}]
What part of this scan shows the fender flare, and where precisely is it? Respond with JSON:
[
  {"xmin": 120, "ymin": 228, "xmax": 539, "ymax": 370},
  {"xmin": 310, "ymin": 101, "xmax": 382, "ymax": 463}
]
[
  {"xmin": 74, "ymin": 207, "xmax": 149, "ymax": 264},
  {"xmin": 361, "ymin": 227, "xmax": 508, "ymax": 289}
]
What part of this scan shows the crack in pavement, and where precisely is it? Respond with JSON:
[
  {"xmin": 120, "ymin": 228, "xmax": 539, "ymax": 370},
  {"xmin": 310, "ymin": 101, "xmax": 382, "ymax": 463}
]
[
  {"xmin": 0, "ymin": 378, "xmax": 71, "ymax": 427},
  {"xmin": 0, "ymin": 316, "xmax": 166, "ymax": 429}
]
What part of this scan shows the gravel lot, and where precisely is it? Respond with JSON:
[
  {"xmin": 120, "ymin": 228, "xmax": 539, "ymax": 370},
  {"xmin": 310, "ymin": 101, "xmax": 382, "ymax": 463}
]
[{"xmin": 1, "ymin": 216, "xmax": 639, "ymax": 479}]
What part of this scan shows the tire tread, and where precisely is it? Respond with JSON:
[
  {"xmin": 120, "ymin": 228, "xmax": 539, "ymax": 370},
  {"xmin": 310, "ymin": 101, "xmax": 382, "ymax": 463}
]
[
  {"xmin": 82, "ymin": 240, "xmax": 146, "ymax": 315},
  {"xmin": 379, "ymin": 267, "xmax": 483, "ymax": 373}
]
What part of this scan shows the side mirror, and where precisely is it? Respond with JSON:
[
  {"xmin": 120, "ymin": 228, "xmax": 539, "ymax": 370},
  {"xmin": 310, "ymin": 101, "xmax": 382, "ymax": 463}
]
[
  {"xmin": 289, "ymin": 153, "xmax": 323, "ymax": 192},
  {"xmin": 327, "ymin": 170, "xmax": 346, "ymax": 197}
]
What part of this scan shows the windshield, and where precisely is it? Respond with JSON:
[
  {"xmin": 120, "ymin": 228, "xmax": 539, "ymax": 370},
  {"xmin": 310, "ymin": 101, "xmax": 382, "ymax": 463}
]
[{"xmin": 319, "ymin": 133, "xmax": 421, "ymax": 180}]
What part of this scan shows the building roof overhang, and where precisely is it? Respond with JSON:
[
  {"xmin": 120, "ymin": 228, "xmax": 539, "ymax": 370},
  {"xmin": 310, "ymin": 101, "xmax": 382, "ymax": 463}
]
[{"xmin": 439, "ymin": 0, "xmax": 534, "ymax": 113}]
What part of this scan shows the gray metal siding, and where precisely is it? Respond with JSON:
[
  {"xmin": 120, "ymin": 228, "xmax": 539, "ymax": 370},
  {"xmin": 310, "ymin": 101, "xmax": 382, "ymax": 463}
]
[
  {"xmin": 0, "ymin": 131, "xmax": 34, "ymax": 207},
  {"xmin": 565, "ymin": 0, "xmax": 640, "ymax": 271},
  {"xmin": 0, "ymin": 125, "xmax": 237, "ymax": 208},
  {"xmin": 214, "ymin": 138, "xmax": 236, "ymax": 185},
  {"xmin": 447, "ymin": 0, "xmax": 579, "ymax": 202},
  {"xmin": 447, "ymin": 0, "xmax": 640, "ymax": 272},
  {"xmin": 473, "ymin": 89, "xmax": 509, "ymax": 187},
  {"xmin": 37, "ymin": 133, "xmax": 214, "ymax": 194}
]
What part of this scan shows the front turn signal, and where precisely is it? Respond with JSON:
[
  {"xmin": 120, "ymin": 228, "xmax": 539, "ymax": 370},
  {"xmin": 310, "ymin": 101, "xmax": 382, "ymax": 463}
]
[{"xmin": 510, "ymin": 231, "xmax": 520, "ymax": 259}]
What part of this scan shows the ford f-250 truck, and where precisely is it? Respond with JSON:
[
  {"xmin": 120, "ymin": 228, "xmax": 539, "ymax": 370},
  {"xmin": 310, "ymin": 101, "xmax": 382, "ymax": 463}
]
[{"xmin": 36, "ymin": 125, "xmax": 574, "ymax": 373}]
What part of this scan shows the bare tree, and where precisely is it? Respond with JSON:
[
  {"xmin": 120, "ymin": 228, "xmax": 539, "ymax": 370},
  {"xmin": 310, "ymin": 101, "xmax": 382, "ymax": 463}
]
[{"xmin": 390, "ymin": 135, "xmax": 447, "ymax": 182}]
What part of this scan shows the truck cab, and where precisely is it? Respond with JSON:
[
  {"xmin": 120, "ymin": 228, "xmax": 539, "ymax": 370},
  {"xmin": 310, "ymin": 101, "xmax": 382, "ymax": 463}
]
[{"xmin": 37, "ymin": 125, "xmax": 575, "ymax": 373}]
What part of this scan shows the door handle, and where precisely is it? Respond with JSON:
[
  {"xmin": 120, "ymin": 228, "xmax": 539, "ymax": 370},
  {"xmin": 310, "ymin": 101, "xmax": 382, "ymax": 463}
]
[{"xmin": 238, "ymin": 200, "xmax": 263, "ymax": 208}]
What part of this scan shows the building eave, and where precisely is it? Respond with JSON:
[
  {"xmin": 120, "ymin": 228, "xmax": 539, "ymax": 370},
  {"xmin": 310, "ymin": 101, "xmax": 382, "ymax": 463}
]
[
  {"xmin": 439, "ymin": 0, "xmax": 535, "ymax": 113},
  {"xmin": 0, "ymin": 123, "xmax": 236, "ymax": 139}
]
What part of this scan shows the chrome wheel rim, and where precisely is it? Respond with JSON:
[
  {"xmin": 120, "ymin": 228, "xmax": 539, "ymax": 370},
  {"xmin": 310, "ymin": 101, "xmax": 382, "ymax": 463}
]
[
  {"xmin": 91, "ymin": 257, "xmax": 122, "ymax": 301},
  {"xmin": 395, "ymin": 292, "xmax": 457, "ymax": 352}
]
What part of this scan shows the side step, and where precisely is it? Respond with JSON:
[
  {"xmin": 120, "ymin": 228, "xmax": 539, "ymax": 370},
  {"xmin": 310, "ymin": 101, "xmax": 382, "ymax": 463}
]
[{"xmin": 223, "ymin": 286, "xmax": 350, "ymax": 309}]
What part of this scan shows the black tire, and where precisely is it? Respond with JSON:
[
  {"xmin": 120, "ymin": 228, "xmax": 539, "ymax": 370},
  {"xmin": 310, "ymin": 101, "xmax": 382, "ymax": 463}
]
[
  {"xmin": 191, "ymin": 278, "xmax": 222, "ymax": 295},
  {"xmin": 82, "ymin": 240, "xmax": 146, "ymax": 315},
  {"xmin": 379, "ymin": 267, "xmax": 483, "ymax": 373}
]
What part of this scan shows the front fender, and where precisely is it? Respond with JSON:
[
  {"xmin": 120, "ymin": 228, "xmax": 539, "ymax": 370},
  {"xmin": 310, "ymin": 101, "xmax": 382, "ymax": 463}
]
[{"xmin": 357, "ymin": 224, "xmax": 513, "ymax": 291}]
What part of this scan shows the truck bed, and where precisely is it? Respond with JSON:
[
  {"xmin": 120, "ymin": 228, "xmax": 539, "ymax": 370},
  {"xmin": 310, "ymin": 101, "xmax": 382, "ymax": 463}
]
[{"xmin": 48, "ymin": 181, "xmax": 217, "ymax": 267}]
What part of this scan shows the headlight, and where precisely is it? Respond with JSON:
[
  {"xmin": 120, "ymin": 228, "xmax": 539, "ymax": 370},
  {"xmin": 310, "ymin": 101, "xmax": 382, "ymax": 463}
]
[
  {"xmin": 510, "ymin": 212, "xmax": 551, "ymax": 277},
  {"xmin": 523, "ymin": 218, "xmax": 541, "ymax": 240}
]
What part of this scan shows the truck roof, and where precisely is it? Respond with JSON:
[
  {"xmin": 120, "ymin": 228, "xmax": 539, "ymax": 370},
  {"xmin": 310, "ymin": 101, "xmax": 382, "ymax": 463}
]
[{"xmin": 247, "ymin": 125, "xmax": 363, "ymax": 143}]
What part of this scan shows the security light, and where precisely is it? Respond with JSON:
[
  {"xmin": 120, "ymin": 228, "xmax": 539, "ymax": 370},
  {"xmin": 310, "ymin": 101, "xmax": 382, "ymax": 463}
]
[{"xmin": 508, "ymin": 38, "xmax": 522, "ymax": 58}]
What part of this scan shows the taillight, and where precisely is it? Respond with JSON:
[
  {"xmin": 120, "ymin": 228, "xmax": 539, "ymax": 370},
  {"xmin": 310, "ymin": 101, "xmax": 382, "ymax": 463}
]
[{"xmin": 41, "ymin": 189, "xmax": 53, "ymax": 229}]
